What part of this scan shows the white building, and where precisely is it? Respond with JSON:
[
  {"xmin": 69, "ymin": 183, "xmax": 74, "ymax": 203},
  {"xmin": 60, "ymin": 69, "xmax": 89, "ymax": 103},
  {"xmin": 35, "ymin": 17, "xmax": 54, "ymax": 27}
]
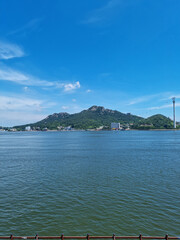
[
  {"xmin": 25, "ymin": 126, "xmax": 31, "ymax": 131},
  {"xmin": 111, "ymin": 122, "xmax": 120, "ymax": 130}
]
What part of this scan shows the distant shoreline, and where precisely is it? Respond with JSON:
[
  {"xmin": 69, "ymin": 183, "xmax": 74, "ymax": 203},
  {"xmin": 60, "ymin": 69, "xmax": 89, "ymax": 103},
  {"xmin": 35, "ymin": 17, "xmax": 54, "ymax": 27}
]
[{"xmin": 1, "ymin": 129, "xmax": 180, "ymax": 133}]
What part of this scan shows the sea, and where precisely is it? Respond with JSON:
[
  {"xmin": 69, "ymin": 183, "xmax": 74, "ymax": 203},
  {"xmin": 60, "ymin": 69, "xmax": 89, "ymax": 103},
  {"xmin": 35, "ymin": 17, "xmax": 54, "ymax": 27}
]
[{"xmin": 0, "ymin": 131, "xmax": 179, "ymax": 236}]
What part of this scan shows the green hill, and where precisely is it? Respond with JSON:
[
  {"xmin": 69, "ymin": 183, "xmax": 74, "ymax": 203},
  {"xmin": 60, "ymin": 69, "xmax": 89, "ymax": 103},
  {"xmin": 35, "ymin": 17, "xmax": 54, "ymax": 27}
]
[
  {"xmin": 132, "ymin": 114, "xmax": 174, "ymax": 130},
  {"xmin": 15, "ymin": 105, "xmax": 143, "ymax": 130},
  {"xmin": 14, "ymin": 106, "xmax": 175, "ymax": 130}
]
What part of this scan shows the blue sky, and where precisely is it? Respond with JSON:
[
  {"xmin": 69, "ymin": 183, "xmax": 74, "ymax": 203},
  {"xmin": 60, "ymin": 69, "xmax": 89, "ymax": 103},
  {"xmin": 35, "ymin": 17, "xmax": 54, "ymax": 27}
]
[{"xmin": 1, "ymin": 0, "xmax": 180, "ymax": 126}]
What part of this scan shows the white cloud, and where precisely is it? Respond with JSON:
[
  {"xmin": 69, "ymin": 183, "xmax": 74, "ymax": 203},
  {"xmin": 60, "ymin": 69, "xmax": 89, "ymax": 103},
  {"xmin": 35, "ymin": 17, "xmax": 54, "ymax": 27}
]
[
  {"xmin": 0, "ymin": 67, "xmax": 55, "ymax": 87},
  {"xmin": 63, "ymin": 81, "xmax": 81, "ymax": 92},
  {"xmin": 166, "ymin": 95, "xmax": 180, "ymax": 100},
  {"xmin": 0, "ymin": 67, "xmax": 81, "ymax": 92},
  {"xmin": 0, "ymin": 95, "xmax": 57, "ymax": 111},
  {"xmin": 62, "ymin": 106, "xmax": 69, "ymax": 110},
  {"xmin": 148, "ymin": 102, "xmax": 180, "ymax": 110},
  {"xmin": 127, "ymin": 93, "xmax": 167, "ymax": 105},
  {"xmin": 0, "ymin": 41, "xmax": 24, "ymax": 59},
  {"xmin": 86, "ymin": 89, "xmax": 92, "ymax": 93},
  {"xmin": 0, "ymin": 94, "xmax": 57, "ymax": 126},
  {"xmin": 0, "ymin": 111, "xmax": 46, "ymax": 127},
  {"xmin": 0, "ymin": 95, "xmax": 43, "ymax": 111},
  {"xmin": 0, "ymin": 68, "xmax": 28, "ymax": 83},
  {"xmin": 129, "ymin": 96, "xmax": 152, "ymax": 105},
  {"xmin": 23, "ymin": 86, "xmax": 29, "ymax": 92},
  {"xmin": 128, "ymin": 96, "xmax": 151, "ymax": 105}
]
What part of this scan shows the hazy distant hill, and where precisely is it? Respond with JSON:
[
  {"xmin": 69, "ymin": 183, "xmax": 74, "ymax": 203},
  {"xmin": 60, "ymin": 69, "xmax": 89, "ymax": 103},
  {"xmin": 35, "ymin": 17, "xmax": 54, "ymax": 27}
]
[{"xmin": 15, "ymin": 105, "xmax": 143, "ymax": 130}]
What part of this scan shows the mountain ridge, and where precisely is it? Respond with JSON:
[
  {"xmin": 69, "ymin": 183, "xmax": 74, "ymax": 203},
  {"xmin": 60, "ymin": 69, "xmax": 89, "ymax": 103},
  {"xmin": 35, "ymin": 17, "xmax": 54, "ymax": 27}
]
[{"xmin": 14, "ymin": 105, "xmax": 175, "ymax": 130}]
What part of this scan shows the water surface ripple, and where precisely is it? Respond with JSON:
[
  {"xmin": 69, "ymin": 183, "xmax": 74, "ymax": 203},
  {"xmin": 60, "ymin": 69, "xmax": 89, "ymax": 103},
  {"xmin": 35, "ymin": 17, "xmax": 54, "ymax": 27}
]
[{"xmin": 0, "ymin": 131, "xmax": 179, "ymax": 236}]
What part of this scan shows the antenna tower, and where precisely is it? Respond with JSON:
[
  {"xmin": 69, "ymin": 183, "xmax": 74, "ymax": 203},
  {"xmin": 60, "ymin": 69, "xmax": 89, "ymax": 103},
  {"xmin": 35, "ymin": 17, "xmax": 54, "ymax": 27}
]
[{"xmin": 172, "ymin": 97, "xmax": 176, "ymax": 129}]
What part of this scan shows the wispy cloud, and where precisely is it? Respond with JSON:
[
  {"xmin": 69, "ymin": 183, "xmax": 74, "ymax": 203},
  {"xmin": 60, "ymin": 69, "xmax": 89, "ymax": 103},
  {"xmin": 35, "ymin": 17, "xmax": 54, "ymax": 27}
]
[
  {"xmin": 0, "ymin": 111, "xmax": 46, "ymax": 127},
  {"xmin": 127, "ymin": 92, "xmax": 180, "ymax": 106},
  {"xmin": 0, "ymin": 68, "xmax": 28, "ymax": 82},
  {"xmin": 0, "ymin": 41, "xmax": 24, "ymax": 59},
  {"xmin": 86, "ymin": 89, "xmax": 92, "ymax": 93},
  {"xmin": 62, "ymin": 106, "xmax": 69, "ymax": 110},
  {"xmin": 61, "ymin": 104, "xmax": 83, "ymax": 114},
  {"xmin": 0, "ymin": 94, "xmax": 57, "ymax": 126},
  {"xmin": 0, "ymin": 67, "xmax": 81, "ymax": 92},
  {"xmin": 7, "ymin": 18, "xmax": 42, "ymax": 36},
  {"xmin": 82, "ymin": 0, "xmax": 121, "ymax": 24},
  {"xmin": 166, "ymin": 95, "xmax": 180, "ymax": 100},
  {"xmin": 0, "ymin": 67, "xmax": 53, "ymax": 86},
  {"xmin": 148, "ymin": 102, "xmax": 180, "ymax": 110},
  {"xmin": 128, "ymin": 94, "xmax": 160, "ymax": 105},
  {"xmin": 23, "ymin": 86, "xmax": 29, "ymax": 92},
  {"xmin": 0, "ymin": 95, "xmax": 43, "ymax": 111}
]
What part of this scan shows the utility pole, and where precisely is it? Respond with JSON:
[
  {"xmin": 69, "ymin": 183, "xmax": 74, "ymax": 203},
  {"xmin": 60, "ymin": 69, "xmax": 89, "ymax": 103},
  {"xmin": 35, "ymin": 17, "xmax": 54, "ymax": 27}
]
[{"xmin": 172, "ymin": 97, "xmax": 176, "ymax": 129}]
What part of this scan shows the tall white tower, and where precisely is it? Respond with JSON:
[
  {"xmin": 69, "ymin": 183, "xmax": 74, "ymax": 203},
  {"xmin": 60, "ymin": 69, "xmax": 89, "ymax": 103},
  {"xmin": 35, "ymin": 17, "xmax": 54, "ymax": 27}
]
[{"xmin": 172, "ymin": 97, "xmax": 176, "ymax": 129}]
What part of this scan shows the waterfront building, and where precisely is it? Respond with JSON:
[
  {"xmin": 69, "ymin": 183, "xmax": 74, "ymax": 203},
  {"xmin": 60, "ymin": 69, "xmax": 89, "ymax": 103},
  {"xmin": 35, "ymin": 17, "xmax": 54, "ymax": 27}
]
[
  {"xmin": 111, "ymin": 122, "xmax": 120, "ymax": 130},
  {"xmin": 64, "ymin": 126, "xmax": 72, "ymax": 131},
  {"xmin": 9, "ymin": 128, "xmax": 17, "ymax": 132},
  {"xmin": 25, "ymin": 126, "xmax": 31, "ymax": 131}
]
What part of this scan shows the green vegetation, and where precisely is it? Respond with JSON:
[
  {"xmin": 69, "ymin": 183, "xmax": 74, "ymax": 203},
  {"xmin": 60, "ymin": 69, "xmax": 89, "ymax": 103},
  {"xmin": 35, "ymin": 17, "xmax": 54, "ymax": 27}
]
[
  {"xmin": 14, "ymin": 106, "xmax": 143, "ymax": 130},
  {"xmin": 132, "ymin": 114, "xmax": 174, "ymax": 130},
  {"xmin": 14, "ymin": 106, "xmax": 176, "ymax": 131}
]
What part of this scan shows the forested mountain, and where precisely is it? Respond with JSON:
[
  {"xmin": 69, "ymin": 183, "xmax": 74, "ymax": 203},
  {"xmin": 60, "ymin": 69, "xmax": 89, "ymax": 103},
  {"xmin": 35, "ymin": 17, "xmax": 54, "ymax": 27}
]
[
  {"xmin": 15, "ymin": 105, "xmax": 143, "ymax": 130},
  {"xmin": 14, "ymin": 106, "xmax": 175, "ymax": 130}
]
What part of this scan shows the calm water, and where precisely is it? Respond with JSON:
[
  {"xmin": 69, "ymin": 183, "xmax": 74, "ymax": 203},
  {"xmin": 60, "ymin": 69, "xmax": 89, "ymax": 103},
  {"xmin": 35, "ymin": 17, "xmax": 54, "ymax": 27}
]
[{"xmin": 0, "ymin": 131, "xmax": 179, "ymax": 236}]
